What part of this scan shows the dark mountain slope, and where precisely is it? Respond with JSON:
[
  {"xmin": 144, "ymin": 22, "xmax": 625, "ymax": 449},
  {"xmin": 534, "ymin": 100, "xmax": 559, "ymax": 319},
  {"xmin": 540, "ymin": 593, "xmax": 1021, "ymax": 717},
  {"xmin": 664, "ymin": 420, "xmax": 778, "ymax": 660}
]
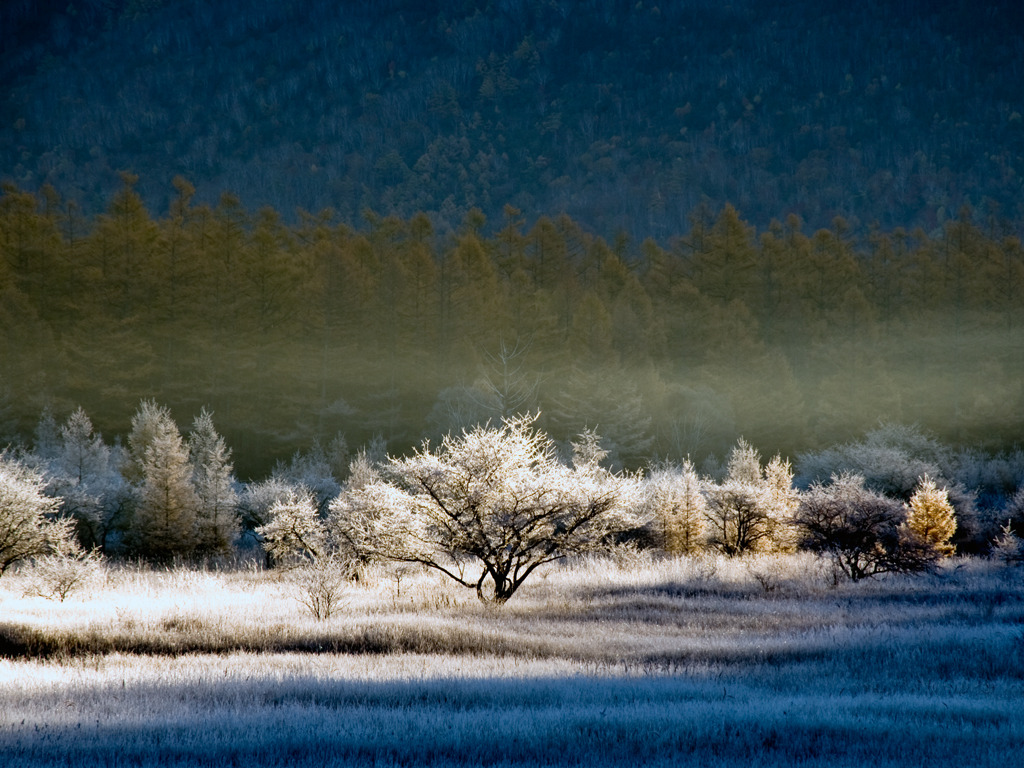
[{"xmin": 3, "ymin": 0, "xmax": 1024, "ymax": 234}]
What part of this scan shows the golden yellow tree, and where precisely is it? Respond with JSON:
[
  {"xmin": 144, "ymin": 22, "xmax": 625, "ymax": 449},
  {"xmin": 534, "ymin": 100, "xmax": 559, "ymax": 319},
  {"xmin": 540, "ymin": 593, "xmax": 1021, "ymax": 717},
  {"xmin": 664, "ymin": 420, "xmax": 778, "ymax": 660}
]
[
  {"xmin": 644, "ymin": 460, "xmax": 706, "ymax": 555},
  {"xmin": 906, "ymin": 475, "xmax": 957, "ymax": 557}
]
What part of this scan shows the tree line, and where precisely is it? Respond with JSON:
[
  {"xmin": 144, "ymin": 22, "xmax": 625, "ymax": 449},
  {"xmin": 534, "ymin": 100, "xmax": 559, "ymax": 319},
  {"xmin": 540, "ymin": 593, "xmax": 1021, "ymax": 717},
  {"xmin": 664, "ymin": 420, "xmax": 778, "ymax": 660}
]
[
  {"xmin": 2, "ymin": 177, "xmax": 1023, "ymax": 473},
  {"xmin": 4, "ymin": 408, "xmax": 1022, "ymax": 606}
]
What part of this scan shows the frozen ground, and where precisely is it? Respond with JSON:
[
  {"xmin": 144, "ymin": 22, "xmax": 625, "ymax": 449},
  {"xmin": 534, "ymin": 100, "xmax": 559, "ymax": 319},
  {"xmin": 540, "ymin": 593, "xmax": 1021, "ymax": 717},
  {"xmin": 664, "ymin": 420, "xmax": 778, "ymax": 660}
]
[{"xmin": 1, "ymin": 554, "xmax": 1022, "ymax": 767}]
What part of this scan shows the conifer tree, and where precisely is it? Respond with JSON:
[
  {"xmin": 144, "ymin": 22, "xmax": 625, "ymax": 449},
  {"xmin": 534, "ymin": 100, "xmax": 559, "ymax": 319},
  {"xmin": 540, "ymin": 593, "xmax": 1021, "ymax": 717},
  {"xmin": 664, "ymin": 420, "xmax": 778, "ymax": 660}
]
[
  {"xmin": 644, "ymin": 460, "xmax": 707, "ymax": 555},
  {"xmin": 33, "ymin": 406, "xmax": 61, "ymax": 459},
  {"xmin": 188, "ymin": 408, "xmax": 239, "ymax": 557},
  {"xmin": 124, "ymin": 400, "xmax": 172, "ymax": 485},
  {"xmin": 905, "ymin": 475, "xmax": 957, "ymax": 557},
  {"xmin": 126, "ymin": 401, "xmax": 198, "ymax": 560},
  {"xmin": 54, "ymin": 407, "xmax": 121, "ymax": 550},
  {"xmin": 59, "ymin": 407, "xmax": 109, "ymax": 485},
  {"xmin": 693, "ymin": 204, "xmax": 758, "ymax": 306},
  {"xmin": 761, "ymin": 454, "xmax": 800, "ymax": 552}
]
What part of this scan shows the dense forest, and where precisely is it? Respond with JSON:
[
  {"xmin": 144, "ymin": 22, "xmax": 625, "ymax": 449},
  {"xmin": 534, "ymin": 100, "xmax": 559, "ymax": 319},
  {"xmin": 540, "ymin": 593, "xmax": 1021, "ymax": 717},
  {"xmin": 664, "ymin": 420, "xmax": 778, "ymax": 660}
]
[
  {"xmin": 1, "ymin": 177, "xmax": 1022, "ymax": 477},
  {"xmin": 2, "ymin": 0, "xmax": 1024, "ymax": 234},
  {"xmin": 2, "ymin": 0, "xmax": 1024, "ymax": 476}
]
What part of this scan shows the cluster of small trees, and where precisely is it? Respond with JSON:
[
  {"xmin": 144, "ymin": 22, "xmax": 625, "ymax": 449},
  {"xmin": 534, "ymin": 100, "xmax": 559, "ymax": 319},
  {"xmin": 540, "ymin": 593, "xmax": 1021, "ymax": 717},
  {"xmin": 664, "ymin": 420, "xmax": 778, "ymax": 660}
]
[
  {"xmin": 2, "ymin": 404, "xmax": 1017, "ymax": 607},
  {"xmin": 643, "ymin": 439, "xmax": 962, "ymax": 582},
  {"xmin": 7, "ymin": 401, "xmax": 239, "ymax": 565}
]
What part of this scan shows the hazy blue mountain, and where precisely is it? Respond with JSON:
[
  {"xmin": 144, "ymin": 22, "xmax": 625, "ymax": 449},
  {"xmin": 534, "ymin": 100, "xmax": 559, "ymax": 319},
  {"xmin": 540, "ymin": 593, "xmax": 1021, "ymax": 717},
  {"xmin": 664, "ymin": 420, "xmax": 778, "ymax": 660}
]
[{"xmin": 3, "ymin": 0, "xmax": 1023, "ymax": 235}]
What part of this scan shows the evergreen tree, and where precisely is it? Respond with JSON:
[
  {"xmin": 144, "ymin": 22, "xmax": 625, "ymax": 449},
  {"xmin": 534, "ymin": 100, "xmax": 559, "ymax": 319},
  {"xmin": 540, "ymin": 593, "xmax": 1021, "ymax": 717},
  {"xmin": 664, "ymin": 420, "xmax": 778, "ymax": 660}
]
[
  {"xmin": 33, "ymin": 406, "xmax": 61, "ymax": 460},
  {"xmin": 644, "ymin": 460, "xmax": 707, "ymax": 555},
  {"xmin": 124, "ymin": 399, "xmax": 173, "ymax": 485},
  {"xmin": 59, "ymin": 407, "xmax": 109, "ymax": 485},
  {"xmin": 905, "ymin": 475, "xmax": 957, "ymax": 557},
  {"xmin": 132, "ymin": 416, "xmax": 198, "ymax": 561},
  {"xmin": 124, "ymin": 400, "xmax": 198, "ymax": 560},
  {"xmin": 761, "ymin": 454, "xmax": 800, "ymax": 552},
  {"xmin": 692, "ymin": 204, "xmax": 759, "ymax": 307},
  {"xmin": 188, "ymin": 408, "xmax": 239, "ymax": 557},
  {"xmin": 53, "ymin": 406, "xmax": 121, "ymax": 550}
]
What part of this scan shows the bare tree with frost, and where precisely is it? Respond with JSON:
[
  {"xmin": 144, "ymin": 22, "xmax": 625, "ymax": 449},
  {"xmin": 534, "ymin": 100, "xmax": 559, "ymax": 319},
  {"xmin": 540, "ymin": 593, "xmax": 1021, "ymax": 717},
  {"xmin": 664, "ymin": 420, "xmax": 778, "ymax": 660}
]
[
  {"xmin": 795, "ymin": 473, "xmax": 937, "ymax": 581},
  {"xmin": 331, "ymin": 414, "xmax": 640, "ymax": 604}
]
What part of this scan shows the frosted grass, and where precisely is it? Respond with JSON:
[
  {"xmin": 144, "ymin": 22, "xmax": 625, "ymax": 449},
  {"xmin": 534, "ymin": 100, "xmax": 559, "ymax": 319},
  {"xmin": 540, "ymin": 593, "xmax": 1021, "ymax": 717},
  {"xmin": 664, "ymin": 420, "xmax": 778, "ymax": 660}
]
[{"xmin": 1, "ymin": 554, "xmax": 1023, "ymax": 766}]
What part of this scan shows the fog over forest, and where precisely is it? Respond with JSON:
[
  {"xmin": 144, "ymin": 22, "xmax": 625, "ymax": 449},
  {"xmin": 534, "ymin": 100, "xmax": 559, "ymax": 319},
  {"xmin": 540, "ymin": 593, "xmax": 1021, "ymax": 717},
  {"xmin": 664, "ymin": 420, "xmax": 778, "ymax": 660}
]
[{"xmin": 2, "ymin": 0, "xmax": 1023, "ymax": 475}]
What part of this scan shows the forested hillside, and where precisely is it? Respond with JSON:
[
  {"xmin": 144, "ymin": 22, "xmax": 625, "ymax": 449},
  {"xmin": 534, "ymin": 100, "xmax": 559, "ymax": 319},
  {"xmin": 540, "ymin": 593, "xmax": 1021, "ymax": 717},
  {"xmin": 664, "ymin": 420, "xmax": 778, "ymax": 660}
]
[
  {"xmin": 2, "ymin": 178, "xmax": 1022, "ymax": 476},
  {"xmin": 2, "ymin": 0, "xmax": 1024, "ymax": 234}
]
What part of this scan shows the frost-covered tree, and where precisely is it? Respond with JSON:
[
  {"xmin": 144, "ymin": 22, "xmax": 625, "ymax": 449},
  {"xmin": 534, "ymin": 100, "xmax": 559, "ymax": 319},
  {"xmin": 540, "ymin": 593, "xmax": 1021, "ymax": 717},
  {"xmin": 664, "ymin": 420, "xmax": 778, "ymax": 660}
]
[
  {"xmin": 991, "ymin": 520, "xmax": 1024, "ymax": 565},
  {"xmin": 124, "ymin": 399, "xmax": 174, "ymax": 486},
  {"xmin": 33, "ymin": 406, "xmax": 61, "ymax": 460},
  {"xmin": 795, "ymin": 424, "xmax": 951, "ymax": 500},
  {"xmin": 188, "ymin": 408, "xmax": 239, "ymax": 557},
  {"xmin": 726, "ymin": 438, "xmax": 761, "ymax": 484},
  {"xmin": 59, "ymin": 407, "xmax": 109, "ymax": 484},
  {"xmin": 905, "ymin": 475, "xmax": 957, "ymax": 557},
  {"xmin": 270, "ymin": 437, "xmax": 345, "ymax": 514},
  {"xmin": 762, "ymin": 454, "xmax": 800, "ymax": 552},
  {"xmin": 332, "ymin": 414, "xmax": 640, "ymax": 604},
  {"xmin": 256, "ymin": 491, "xmax": 328, "ymax": 565},
  {"xmin": 129, "ymin": 411, "xmax": 198, "ymax": 561},
  {"xmin": 0, "ymin": 452, "xmax": 60, "ymax": 575},
  {"xmin": 703, "ymin": 439, "xmax": 795, "ymax": 555},
  {"xmin": 643, "ymin": 460, "xmax": 707, "ymax": 555},
  {"xmin": 1003, "ymin": 485, "xmax": 1024, "ymax": 537},
  {"xmin": 47, "ymin": 407, "xmax": 124, "ymax": 551},
  {"xmin": 345, "ymin": 448, "xmax": 382, "ymax": 491},
  {"xmin": 237, "ymin": 476, "xmax": 298, "ymax": 533},
  {"xmin": 704, "ymin": 481, "xmax": 772, "ymax": 556}
]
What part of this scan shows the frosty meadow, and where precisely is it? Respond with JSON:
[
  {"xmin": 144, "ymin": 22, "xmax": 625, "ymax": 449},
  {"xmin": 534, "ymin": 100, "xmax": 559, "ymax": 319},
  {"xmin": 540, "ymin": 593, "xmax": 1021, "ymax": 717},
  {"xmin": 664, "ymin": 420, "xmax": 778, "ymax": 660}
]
[
  {"xmin": 1, "ymin": 555, "xmax": 1023, "ymax": 767},
  {"xmin": 2, "ymin": 409, "xmax": 1024, "ymax": 765}
]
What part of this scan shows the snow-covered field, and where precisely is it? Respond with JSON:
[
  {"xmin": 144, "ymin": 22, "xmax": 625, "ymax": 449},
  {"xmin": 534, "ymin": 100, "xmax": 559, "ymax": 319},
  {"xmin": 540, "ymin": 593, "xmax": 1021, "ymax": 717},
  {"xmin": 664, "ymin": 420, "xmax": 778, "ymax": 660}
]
[{"xmin": 1, "ymin": 554, "xmax": 1022, "ymax": 767}]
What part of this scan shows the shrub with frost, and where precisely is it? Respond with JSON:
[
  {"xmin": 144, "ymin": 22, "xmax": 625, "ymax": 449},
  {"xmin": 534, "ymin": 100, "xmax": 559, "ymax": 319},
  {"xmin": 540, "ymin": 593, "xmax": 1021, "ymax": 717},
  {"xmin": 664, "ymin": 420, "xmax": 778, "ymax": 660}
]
[
  {"xmin": 291, "ymin": 555, "xmax": 351, "ymax": 620},
  {"xmin": 0, "ymin": 452, "xmax": 60, "ymax": 576},
  {"xmin": 24, "ymin": 518, "xmax": 104, "ymax": 601}
]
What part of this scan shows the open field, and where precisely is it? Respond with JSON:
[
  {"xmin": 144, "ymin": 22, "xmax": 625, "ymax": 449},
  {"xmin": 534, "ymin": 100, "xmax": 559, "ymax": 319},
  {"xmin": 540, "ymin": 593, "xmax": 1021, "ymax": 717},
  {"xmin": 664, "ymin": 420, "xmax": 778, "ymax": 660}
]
[{"xmin": 1, "ymin": 554, "xmax": 1023, "ymax": 767}]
